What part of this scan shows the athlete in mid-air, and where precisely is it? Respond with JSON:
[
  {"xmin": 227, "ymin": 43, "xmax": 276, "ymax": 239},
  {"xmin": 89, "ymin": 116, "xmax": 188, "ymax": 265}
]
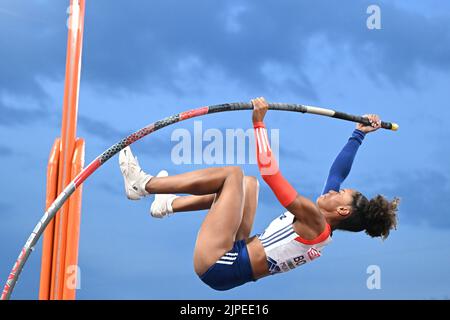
[{"xmin": 119, "ymin": 97, "xmax": 399, "ymax": 291}]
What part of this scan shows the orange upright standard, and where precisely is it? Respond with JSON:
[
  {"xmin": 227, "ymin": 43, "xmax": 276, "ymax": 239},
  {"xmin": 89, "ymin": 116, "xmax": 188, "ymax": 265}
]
[{"xmin": 39, "ymin": 0, "xmax": 86, "ymax": 300}]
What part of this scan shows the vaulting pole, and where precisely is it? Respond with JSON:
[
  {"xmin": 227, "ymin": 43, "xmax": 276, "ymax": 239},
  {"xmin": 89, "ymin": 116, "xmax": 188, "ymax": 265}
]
[{"xmin": 1, "ymin": 102, "xmax": 398, "ymax": 300}]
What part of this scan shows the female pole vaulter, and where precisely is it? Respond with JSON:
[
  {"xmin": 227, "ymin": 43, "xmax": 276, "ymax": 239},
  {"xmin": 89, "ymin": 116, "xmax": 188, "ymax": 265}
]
[{"xmin": 119, "ymin": 97, "xmax": 399, "ymax": 291}]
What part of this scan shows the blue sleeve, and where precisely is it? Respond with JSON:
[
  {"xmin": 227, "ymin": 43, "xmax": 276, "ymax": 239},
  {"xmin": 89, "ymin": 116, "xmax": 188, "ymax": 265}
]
[{"xmin": 321, "ymin": 129, "xmax": 366, "ymax": 195}]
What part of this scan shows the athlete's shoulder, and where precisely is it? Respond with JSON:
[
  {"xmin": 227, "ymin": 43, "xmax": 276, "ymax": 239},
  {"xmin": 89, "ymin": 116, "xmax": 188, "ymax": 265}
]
[
  {"xmin": 287, "ymin": 195, "xmax": 327, "ymax": 234},
  {"xmin": 294, "ymin": 223, "xmax": 332, "ymax": 246}
]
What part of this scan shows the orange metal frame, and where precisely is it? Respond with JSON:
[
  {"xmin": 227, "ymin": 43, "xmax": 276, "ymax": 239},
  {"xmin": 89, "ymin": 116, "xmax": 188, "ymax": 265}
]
[{"xmin": 39, "ymin": 0, "xmax": 86, "ymax": 300}]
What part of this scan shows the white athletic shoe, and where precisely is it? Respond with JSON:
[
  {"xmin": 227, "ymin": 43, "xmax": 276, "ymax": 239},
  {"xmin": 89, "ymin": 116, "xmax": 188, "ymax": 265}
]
[
  {"xmin": 119, "ymin": 146, "xmax": 152, "ymax": 200},
  {"xmin": 150, "ymin": 170, "xmax": 178, "ymax": 219}
]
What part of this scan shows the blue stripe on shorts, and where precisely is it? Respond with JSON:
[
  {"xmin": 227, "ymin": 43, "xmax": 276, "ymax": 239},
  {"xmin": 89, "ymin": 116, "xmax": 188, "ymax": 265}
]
[{"xmin": 199, "ymin": 239, "xmax": 255, "ymax": 291}]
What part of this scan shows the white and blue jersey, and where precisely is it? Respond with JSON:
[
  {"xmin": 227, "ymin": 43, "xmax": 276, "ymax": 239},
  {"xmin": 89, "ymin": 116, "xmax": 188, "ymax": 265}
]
[{"xmin": 258, "ymin": 211, "xmax": 332, "ymax": 275}]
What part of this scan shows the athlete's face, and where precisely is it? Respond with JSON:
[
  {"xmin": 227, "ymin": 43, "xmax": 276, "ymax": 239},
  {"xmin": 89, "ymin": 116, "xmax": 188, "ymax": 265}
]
[{"xmin": 316, "ymin": 189, "xmax": 355, "ymax": 217}]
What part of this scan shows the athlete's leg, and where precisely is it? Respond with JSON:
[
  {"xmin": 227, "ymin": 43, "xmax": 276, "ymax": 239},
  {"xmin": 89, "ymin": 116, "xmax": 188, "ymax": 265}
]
[
  {"xmin": 120, "ymin": 147, "xmax": 246, "ymax": 275},
  {"xmin": 171, "ymin": 194, "xmax": 216, "ymax": 212},
  {"xmin": 146, "ymin": 166, "xmax": 241, "ymax": 196},
  {"xmin": 171, "ymin": 176, "xmax": 259, "ymax": 240},
  {"xmin": 147, "ymin": 166, "xmax": 245, "ymax": 274},
  {"xmin": 191, "ymin": 167, "xmax": 245, "ymax": 275},
  {"xmin": 236, "ymin": 176, "xmax": 259, "ymax": 240}
]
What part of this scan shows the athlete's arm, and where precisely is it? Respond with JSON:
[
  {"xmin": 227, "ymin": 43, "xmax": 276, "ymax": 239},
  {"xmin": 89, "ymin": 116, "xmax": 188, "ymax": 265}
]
[
  {"xmin": 252, "ymin": 97, "xmax": 297, "ymax": 207},
  {"xmin": 321, "ymin": 129, "xmax": 365, "ymax": 194},
  {"xmin": 321, "ymin": 114, "xmax": 381, "ymax": 194},
  {"xmin": 252, "ymin": 97, "xmax": 325, "ymax": 233}
]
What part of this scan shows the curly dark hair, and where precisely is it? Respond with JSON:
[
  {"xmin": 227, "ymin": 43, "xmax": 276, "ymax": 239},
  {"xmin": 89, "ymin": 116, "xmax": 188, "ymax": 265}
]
[{"xmin": 336, "ymin": 192, "xmax": 399, "ymax": 240}]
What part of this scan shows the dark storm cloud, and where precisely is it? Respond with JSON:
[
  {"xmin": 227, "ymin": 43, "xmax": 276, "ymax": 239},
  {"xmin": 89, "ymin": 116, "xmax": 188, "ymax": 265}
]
[
  {"xmin": 0, "ymin": 1, "xmax": 67, "ymax": 99},
  {"xmin": 0, "ymin": 0, "xmax": 450, "ymax": 105},
  {"xmin": 81, "ymin": 0, "xmax": 318, "ymax": 97},
  {"xmin": 1, "ymin": 1, "xmax": 449, "ymax": 114},
  {"xmin": 82, "ymin": 0, "xmax": 450, "ymax": 93}
]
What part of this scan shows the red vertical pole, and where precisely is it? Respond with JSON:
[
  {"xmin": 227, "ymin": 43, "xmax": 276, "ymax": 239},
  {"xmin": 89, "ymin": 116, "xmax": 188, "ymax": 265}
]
[
  {"xmin": 39, "ymin": 139, "xmax": 61, "ymax": 300},
  {"xmin": 39, "ymin": 0, "xmax": 85, "ymax": 300},
  {"xmin": 63, "ymin": 138, "xmax": 85, "ymax": 299}
]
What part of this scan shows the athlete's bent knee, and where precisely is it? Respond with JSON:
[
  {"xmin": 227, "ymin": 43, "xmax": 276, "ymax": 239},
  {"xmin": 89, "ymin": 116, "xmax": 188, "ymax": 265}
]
[
  {"xmin": 227, "ymin": 166, "xmax": 244, "ymax": 179},
  {"xmin": 244, "ymin": 176, "xmax": 259, "ymax": 192}
]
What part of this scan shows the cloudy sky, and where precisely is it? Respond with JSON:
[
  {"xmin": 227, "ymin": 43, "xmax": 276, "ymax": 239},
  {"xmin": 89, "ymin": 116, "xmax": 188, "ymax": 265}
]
[{"xmin": 1, "ymin": 0, "xmax": 449, "ymax": 299}]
